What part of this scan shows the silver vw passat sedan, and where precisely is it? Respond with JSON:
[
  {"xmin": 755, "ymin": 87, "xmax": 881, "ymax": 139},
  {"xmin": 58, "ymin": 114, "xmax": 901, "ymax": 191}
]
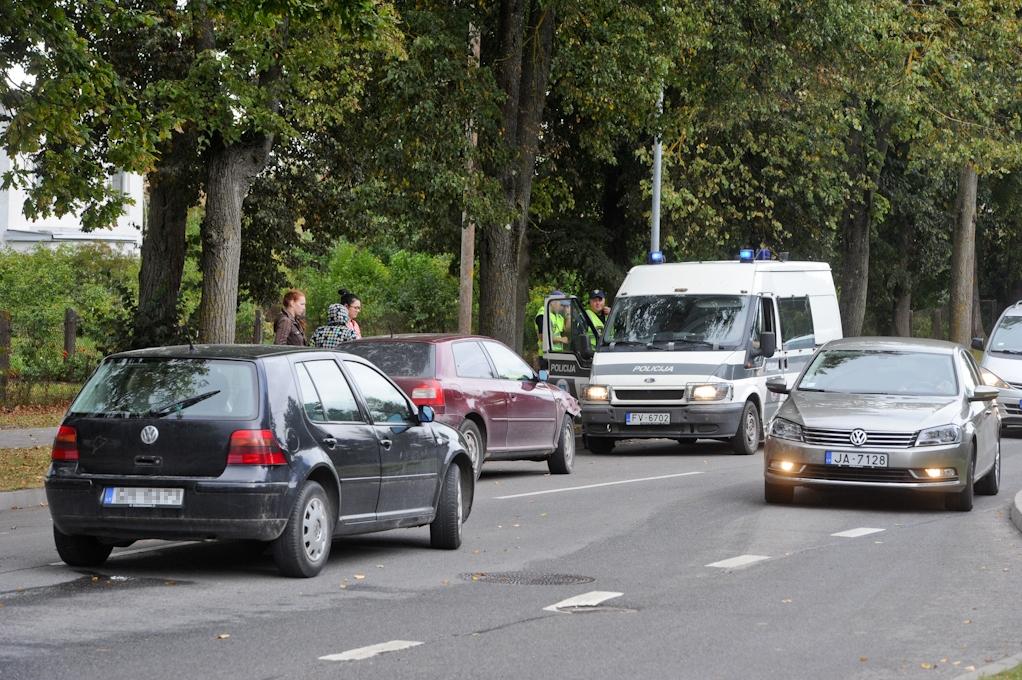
[{"xmin": 763, "ymin": 338, "xmax": 1001, "ymax": 511}]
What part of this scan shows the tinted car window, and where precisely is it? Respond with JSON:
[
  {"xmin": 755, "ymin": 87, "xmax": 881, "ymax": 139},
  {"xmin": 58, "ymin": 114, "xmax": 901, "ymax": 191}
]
[
  {"xmin": 483, "ymin": 342, "xmax": 534, "ymax": 381},
  {"xmin": 798, "ymin": 349, "xmax": 958, "ymax": 397},
  {"xmin": 778, "ymin": 297, "xmax": 815, "ymax": 350},
  {"xmin": 452, "ymin": 341, "xmax": 494, "ymax": 379},
  {"xmin": 70, "ymin": 358, "xmax": 257, "ymax": 419},
  {"xmin": 300, "ymin": 360, "xmax": 362, "ymax": 422},
  {"xmin": 345, "ymin": 361, "xmax": 415, "ymax": 423},
  {"xmin": 343, "ymin": 342, "xmax": 434, "ymax": 377},
  {"xmin": 296, "ymin": 364, "xmax": 327, "ymax": 421}
]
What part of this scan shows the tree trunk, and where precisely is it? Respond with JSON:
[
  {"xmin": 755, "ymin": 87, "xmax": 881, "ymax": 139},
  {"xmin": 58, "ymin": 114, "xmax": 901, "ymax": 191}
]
[
  {"xmin": 134, "ymin": 132, "xmax": 199, "ymax": 347},
  {"xmin": 459, "ymin": 25, "xmax": 481, "ymax": 335},
  {"xmin": 478, "ymin": 0, "xmax": 556, "ymax": 350},
  {"xmin": 950, "ymin": 163, "xmax": 978, "ymax": 346},
  {"xmin": 971, "ymin": 266, "xmax": 984, "ymax": 341},
  {"xmin": 198, "ymin": 136, "xmax": 273, "ymax": 343},
  {"xmin": 894, "ymin": 292, "xmax": 911, "ymax": 337}
]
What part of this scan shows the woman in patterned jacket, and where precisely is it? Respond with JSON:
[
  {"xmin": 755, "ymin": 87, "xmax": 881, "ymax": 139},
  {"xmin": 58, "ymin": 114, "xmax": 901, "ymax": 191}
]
[{"xmin": 311, "ymin": 303, "xmax": 358, "ymax": 348}]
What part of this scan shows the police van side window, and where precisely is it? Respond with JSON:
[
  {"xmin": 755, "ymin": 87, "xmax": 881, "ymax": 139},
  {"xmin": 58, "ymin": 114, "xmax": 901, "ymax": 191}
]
[{"xmin": 778, "ymin": 297, "xmax": 816, "ymax": 350}]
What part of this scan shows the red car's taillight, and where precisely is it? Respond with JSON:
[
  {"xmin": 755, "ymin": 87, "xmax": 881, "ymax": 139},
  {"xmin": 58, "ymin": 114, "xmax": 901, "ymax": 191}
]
[
  {"xmin": 51, "ymin": 425, "xmax": 79, "ymax": 462},
  {"xmin": 227, "ymin": 429, "xmax": 286, "ymax": 465},
  {"xmin": 410, "ymin": 380, "xmax": 446, "ymax": 409}
]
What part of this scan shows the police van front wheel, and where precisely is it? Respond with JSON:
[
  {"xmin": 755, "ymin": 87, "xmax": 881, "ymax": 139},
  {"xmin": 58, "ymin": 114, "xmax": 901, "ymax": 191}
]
[{"xmin": 731, "ymin": 401, "xmax": 760, "ymax": 456}]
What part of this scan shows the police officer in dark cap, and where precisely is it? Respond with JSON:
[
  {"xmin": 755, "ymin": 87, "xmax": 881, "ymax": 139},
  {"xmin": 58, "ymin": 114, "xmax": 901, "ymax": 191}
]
[{"xmin": 585, "ymin": 290, "xmax": 611, "ymax": 346}]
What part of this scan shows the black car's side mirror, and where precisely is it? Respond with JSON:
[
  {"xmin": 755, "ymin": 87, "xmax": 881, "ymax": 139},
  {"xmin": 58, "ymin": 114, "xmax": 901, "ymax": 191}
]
[
  {"xmin": 971, "ymin": 337, "xmax": 985, "ymax": 351},
  {"xmin": 766, "ymin": 376, "xmax": 789, "ymax": 395},
  {"xmin": 756, "ymin": 331, "xmax": 777, "ymax": 359},
  {"xmin": 418, "ymin": 405, "xmax": 435, "ymax": 423}
]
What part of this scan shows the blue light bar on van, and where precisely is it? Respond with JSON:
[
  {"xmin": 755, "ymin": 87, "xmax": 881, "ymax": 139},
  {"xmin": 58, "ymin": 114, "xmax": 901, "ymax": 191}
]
[
  {"xmin": 648, "ymin": 250, "xmax": 666, "ymax": 264},
  {"xmin": 739, "ymin": 248, "xmax": 755, "ymax": 263}
]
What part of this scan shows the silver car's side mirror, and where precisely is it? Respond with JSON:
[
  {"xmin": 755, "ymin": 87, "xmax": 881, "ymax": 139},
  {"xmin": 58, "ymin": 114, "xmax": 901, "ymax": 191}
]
[
  {"xmin": 766, "ymin": 376, "xmax": 789, "ymax": 395},
  {"xmin": 969, "ymin": 386, "xmax": 999, "ymax": 402}
]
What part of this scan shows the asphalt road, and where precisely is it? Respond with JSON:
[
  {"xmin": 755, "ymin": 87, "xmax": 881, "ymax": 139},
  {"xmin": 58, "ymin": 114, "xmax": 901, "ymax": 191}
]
[{"xmin": 2, "ymin": 438, "xmax": 1021, "ymax": 680}]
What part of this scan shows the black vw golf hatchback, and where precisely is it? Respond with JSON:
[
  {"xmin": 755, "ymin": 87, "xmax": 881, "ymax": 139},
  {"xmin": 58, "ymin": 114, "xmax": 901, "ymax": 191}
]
[{"xmin": 45, "ymin": 345, "xmax": 474, "ymax": 577}]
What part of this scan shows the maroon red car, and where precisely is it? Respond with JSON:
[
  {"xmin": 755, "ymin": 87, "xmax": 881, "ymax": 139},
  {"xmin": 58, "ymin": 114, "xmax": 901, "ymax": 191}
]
[{"xmin": 345, "ymin": 334, "xmax": 580, "ymax": 476}]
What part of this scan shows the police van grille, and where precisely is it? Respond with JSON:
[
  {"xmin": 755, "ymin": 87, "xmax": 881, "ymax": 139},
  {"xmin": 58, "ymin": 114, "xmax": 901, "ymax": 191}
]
[
  {"xmin": 613, "ymin": 389, "xmax": 687, "ymax": 401},
  {"xmin": 802, "ymin": 427, "xmax": 916, "ymax": 449}
]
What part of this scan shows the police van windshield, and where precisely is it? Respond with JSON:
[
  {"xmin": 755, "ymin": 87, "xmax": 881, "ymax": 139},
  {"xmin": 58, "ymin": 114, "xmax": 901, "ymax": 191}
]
[{"xmin": 599, "ymin": 295, "xmax": 754, "ymax": 352}]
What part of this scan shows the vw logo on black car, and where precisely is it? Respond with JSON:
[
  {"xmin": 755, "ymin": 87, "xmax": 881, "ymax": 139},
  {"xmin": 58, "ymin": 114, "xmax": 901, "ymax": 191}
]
[
  {"xmin": 849, "ymin": 428, "xmax": 868, "ymax": 447},
  {"xmin": 140, "ymin": 426, "xmax": 159, "ymax": 445}
]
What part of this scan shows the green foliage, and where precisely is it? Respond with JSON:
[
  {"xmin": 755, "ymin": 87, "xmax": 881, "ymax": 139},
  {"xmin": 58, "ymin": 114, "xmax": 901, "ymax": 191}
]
[{"xmin": 0, "ymin": 245, "xmax": 138, "ymax": 382}]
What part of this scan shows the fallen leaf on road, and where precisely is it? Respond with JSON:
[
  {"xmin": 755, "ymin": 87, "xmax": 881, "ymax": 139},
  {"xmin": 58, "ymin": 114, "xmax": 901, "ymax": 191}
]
[
  {"xmin": 940, "ymin": 658, "xmax": 947, "ymax": 663},
  {"xmin": 339, "ymin": 584, "xmax": 347, "ymax": 589},
  {"xmin": 781, "ymin": 599, "xmax": 792, "ymax": 604},
  {"xmin": 859, "ymin": 657, "xmax": 868, "ymax": 663},
  {"xmin": 472, "ymin": 549, "xmax": 480, "ymax": 554},
  {"xmin": 953, "ymin": 661, "xmax": 961, "ymax": 666},
  {"xmin": 376, "ymin": 564, "xmax": 384, "ymax": 569},
  {"xmin": 540, "ymin": 513, "xmax": 548, "ymax": 517},
  {"xmin": 963, "ymin": 619, "xmax": 972, "ymax": 624},
  {"xmin": 216, "ymin": 634, "xmax": 230, "ymax": 640},
  {"xmin": 354, "ymin": 574, "xmax": 366, "ymax": 580},
  {"xmin": 441, "ymin": 580, "xmax": 449, "ymax": 586},
  {"xmin": 965, "ymin": 666, "xmax": 976, "ymax": 672},
  {"xmin": 91, "ymin": 576, "xmax": 99, "ymax": 582},
  {"xmin": 164, "ymin": 580, "xmax": 177, "ymax": 586},
  {"xmin": 512, "ymin": 524, "xmax": 520, "ymax": 528},
  {"xmin": 920, "ymin": 662, "xmax": 933, "ymax": 669}
]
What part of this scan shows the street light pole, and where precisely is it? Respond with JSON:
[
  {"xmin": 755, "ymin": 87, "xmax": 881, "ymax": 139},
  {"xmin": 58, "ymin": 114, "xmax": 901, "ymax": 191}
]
[{"xmin": 649, "ymin": 88, "xmax": 664, "ymax": 264}]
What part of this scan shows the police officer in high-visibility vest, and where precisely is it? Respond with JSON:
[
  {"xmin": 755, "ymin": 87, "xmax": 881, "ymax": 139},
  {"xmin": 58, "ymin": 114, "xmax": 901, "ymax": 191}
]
[
  {"xmin": 536, "ymin": 290, "xmax": 569, "ymax": 365},
  {"xmin": 585, "ymin": 289, "xmax": 611, "ymax": 347}
]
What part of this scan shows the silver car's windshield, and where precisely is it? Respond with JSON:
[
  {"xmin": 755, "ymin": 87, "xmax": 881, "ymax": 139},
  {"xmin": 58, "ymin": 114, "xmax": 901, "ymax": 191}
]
[
  {"xmin": 797, "ymin": 350, "xmax": 959, "ymax": 397},
  {"xmin": 988, "ymin": 315, "xmax": 1022, "ymax": 354},
  {"xmin": 600, "ymin": 295, "xmax": 753, "ymax": 352}
]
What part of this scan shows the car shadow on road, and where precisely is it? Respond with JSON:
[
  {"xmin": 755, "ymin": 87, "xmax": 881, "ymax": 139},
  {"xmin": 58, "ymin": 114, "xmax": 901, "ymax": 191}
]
[
  {"xmin": 789, "ymin": 486, "xmax": 951, "ymax": 514},
  {"xmin": 585, "ymin": 438, "xmax": 741, "ymax": 458}
]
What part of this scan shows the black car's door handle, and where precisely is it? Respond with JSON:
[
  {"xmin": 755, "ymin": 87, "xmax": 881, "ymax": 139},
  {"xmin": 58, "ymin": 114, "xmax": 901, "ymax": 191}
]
[
  {"xmin": 322, "ymin": 437, "xmax": 337, "ymax": 450},
  {"xmin": 380, "ymin": 439, "xmax": 393, "ymax": 451}
]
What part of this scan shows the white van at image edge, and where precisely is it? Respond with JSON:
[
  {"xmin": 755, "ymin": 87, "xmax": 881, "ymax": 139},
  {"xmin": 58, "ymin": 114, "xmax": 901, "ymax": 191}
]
[{"xmin": 540, "ymin": 259, "xmax": 843, "ymax": 455}]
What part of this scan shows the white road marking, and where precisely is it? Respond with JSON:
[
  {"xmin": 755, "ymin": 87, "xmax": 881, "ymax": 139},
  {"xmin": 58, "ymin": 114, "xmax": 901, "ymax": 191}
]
[
  {"xmin": 494, "ymin": 471, "xmax": 703, "ymax": 500},
  {"xmin": 47, "ymin": 540, "xmax": 195, "ymax": 566},
  {"xmin": 706, "ymin": 554, "xmax": 770, "ymax": 569},
  {"xmin": 319, "ymin": 640, "xmax": 423, "ymax": 662},
  {"xmin": 543, "ymin": 591, "xmax": 624, "ymax": 612},
  {"xmin": 831, "ymin": 527, "xmax": 885, "ymax": 538}
]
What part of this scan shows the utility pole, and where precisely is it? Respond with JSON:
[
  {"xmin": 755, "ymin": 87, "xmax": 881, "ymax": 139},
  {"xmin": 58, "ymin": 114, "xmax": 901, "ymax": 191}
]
[
  {"xmin": 649, "ymin": 88, "xmax": 665, "ymax": 264},
  {"xmin": 458, "ymin": 23, "xmax": 481, "ymax": 334}
]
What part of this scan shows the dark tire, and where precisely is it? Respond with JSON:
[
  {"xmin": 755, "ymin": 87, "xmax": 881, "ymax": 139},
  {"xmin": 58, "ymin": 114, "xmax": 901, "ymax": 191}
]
[
  {"xmin": 945, "ymin": 453, "xmax": 975, "ymax": 512},
  {"xmin": 975, "ymin": 439, "xmax": 1001, "ymax": 496},
  {"xmin": 548, "ymin": 417, "xmax": 576, "ymax": 474},
  {"xmin": 586, "ymin": 436, "xmax": 615, "ymax": 455},
  {"xmin": 272, "ymin": 481, "xmax": 332, "ymax": 577},
  {"xmin": 458, "ymin": 419, "xmax": 485, "ymax": 480},
  {"xmin": 431, "ymin": 464, "xmax": 464, "ymax": 550},
  {"xmin": 731, "ymin": 401, "xmax": 760, "ymax": 455},
  {"xmin": 53, "ymin": 527, "xmax": 113, "ymax": 567},
  {"xmin": 764, "ymin": 480, "xmax": 794, "ymax": 504}
]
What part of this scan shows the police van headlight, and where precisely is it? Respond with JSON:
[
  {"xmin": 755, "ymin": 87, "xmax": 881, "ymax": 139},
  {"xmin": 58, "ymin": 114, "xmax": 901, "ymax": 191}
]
[
  {"xmin": 583, "ymin": 384, "xmax": 610, "ymax": 402},
  {"xmin": 687, "ymin": 383, "xmax": 730, "ymax": 401}
]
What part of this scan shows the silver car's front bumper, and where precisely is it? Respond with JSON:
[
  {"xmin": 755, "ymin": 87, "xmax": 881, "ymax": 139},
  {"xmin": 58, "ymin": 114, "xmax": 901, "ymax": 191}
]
[
  {"xmin": 764, "ymin": 437, "xmax": 970, "ymax": 492},
  {"xmin": 995, "ymin": 391, "xmax": 1022, "ymax": 430}
]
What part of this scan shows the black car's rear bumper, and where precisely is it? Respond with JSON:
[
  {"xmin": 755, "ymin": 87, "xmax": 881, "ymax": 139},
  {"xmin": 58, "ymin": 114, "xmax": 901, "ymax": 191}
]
[{"xmin": 46, "ymin": 475, "xmax": 291, "ymax": 542}]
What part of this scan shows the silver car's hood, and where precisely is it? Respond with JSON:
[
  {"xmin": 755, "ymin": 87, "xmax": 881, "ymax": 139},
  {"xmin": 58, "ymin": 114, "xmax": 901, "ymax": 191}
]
[{"xmin": 779, "ymin": 391, "xmax": 964, "ymax": 432}]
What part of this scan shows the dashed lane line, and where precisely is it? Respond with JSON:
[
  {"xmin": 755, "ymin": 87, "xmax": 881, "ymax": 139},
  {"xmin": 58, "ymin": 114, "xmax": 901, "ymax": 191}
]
[
  {"xmin": 831, "ymin": 527, "xmax": 885, "ymax": 538},
  {"xmin": 543, "ymin": 591, "xmax": 624, "ymax": 612},
  {"xmin": 319, "ymin": 640, "xmax": 423, "ymax": 662},
  {"xmin": 706, "ymin": 554, "xmax": 770, "ymax": 569},
  {"xmin": 494, "ymin": 471, "xmax": 703, "ymax": 500}
]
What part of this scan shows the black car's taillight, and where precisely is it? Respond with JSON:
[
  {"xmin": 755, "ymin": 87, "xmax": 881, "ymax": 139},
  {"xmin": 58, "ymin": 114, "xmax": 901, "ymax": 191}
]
[
  {"xmin": 227, "ymin": 430, "xmax": 286, "ymax": 466},
  {"xmin": 51, "ymin": 425, "xmax": 79, "ymax": 462}
]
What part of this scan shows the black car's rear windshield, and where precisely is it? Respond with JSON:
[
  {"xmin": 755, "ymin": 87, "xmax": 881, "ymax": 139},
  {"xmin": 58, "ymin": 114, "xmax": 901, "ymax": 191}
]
[
  {"xmin": 69, "ymin": 358, "xmax": 259, "ymax": 419},
  {"xmin": 343, "ymin": 342, "xmax": 435, "ymax": 378}
]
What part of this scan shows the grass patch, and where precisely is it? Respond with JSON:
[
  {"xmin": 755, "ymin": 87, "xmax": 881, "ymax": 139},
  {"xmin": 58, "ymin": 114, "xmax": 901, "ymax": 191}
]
[
  {"xmin": 0, "ymin": 446, "xmax": 50, "ymax": 491},
  {"xmin": 0, "ymin": 403, "xmax": 69, "ymax": 430},
  {"xmin": 1, "ymin": 381, "xmax": 81, "ymax": 409},
  {"xmin": 989, "ymin": 663, "xmax": 1022, "ymax": 679}
]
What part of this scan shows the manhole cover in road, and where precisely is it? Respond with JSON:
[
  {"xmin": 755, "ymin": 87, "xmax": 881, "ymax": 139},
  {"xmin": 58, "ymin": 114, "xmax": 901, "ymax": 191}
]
[{"xmin": 460, "ymin": 572, "xmax": 595, "ymax": 585}]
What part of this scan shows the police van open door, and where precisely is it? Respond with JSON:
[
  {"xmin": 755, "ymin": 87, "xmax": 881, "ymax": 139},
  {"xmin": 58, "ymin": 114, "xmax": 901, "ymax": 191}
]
[{"xmin": 539, "ymin": 295, "xmax": 599, "ymax": 398}]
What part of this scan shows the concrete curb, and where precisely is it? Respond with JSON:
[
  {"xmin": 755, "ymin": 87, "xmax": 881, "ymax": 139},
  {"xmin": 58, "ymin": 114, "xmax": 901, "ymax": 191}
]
[
  {"xmin": 1011, "ymin": 489, "xmax": 1022, "ymax": 537},
  {"xmin": 0, "ymin": 486, "xmax": 47, "ymax": 513},
  {"xmin": 955, "ymin": 650, "xmax": 1022, "ymax": 679}
]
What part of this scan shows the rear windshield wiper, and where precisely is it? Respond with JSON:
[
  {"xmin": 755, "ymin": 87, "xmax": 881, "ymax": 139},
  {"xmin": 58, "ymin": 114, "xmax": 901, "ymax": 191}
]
[{"xmin": 147, "ymin": 390, "xmax": 221, "ymax": 418}]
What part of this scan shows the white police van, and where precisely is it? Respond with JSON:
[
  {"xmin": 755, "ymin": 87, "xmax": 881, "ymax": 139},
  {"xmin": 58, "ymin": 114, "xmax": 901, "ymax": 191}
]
[{"xmin": 540, "ymin": 255, "xmax": 842, "ymax": 455}]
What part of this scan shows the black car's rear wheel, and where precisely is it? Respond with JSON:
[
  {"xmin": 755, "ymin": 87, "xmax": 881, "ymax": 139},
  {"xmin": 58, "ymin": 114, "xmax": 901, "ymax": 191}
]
[
  {"xmin": 430, "ymin": 463, "xmax": 463, "ymax": 550},
  {"xmin": 586, "ymin": 436, "xmax": 615, "ymax": 455},
  {"xmin": 975, "ymin": 439, "xmax": 1001, "ymax": 496},
  {"xmin": 272, "ymin": 480, "xmax": 332, "ymax": 577},
  {"xmin": 548, "ymin": 418, "xmax": 575, "ymax": 474},
  {"xmin": 945, "ymin": 452, "xmax": 975, "ymax": 512},
  {"xmin": 53, "ymin": 527, "xmax": 113, "ymax": 567}
]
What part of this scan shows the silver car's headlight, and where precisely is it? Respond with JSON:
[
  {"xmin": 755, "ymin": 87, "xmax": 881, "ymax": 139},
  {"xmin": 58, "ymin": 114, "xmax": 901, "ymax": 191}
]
[
  {"xmin": 770, "ymin": 417, "xmax": 803, "ymax": 442},
  {"xmin": 915, "ymin": 424, "xmax": 962, "ymax": 447}
]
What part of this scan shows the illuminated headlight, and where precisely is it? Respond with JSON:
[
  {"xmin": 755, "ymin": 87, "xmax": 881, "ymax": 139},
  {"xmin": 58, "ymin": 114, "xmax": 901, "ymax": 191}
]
[
  {"xmin": 769, "ymin": 418, "xmax": 803, "ymax": 442},
  {"xmin": 915, "ymin": 424, "xmax": 961, "ymax": 447},
  {"xmin": 924, "ymin": 467, "xmax": 957, "ymax": 479},
  {"xmin": 688, "ymin": 383, "xmax": 730, "ymax": 401},
  {"xmin": 583, "ymin": 384, "xmax": 610, "ymax": 402}
]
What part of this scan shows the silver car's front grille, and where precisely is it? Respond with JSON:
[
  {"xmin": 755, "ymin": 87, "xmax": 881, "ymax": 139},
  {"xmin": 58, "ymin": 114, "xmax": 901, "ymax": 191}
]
[
  {"xmin": 1009, "ymin": 382, "xmax": 1022, "ymax": 391},
  {"xmin": 797, "ymin": 465, "xmax": 949, "ymax": 484},
  {"xmin": 1005, "ymin": 404, "xmax": 1022, "ymax": 416},
  {"xmin": 802, "ymin": 427, "xmax": 916, "ymax": 449}
]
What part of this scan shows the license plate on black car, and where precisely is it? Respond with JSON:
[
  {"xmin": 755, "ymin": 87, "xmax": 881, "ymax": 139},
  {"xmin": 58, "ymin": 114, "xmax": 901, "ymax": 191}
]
[{"xmin": 102, "ymin": 487, "xmax": 184, "ymax": 508}]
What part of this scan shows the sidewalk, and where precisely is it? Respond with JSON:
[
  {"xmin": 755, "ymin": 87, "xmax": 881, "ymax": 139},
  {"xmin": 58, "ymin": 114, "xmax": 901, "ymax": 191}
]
[{"xmin": 0, "ymin": 426, "xmax": 58, "ymax": 449}]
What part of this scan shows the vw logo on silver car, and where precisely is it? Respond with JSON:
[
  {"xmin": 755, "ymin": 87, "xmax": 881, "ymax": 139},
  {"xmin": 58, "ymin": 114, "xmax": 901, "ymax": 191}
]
[{"xmin": 849, "ymin": 428, "xmax": 868, "ymax": 447}]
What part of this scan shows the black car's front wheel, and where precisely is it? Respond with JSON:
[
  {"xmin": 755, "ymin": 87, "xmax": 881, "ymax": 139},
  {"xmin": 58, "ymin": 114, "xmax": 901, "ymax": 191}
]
[
  {"xmin": 430, "ymin": 464, "xmax": 464, "ymax": 550},
  {"xmin": 53, "ymin": 527, "xmax": 113, "ymax": 567},
  {"xmin": 547, "ymin": 418, "xmax": 575, "ymax": 474},
  {"xmin": 272, "ymin": 480, "xmax": 332, "ymax": 577}
]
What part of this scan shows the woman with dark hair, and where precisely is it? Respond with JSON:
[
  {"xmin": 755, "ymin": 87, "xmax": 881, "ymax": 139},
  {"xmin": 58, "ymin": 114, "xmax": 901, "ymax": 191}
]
[
  {"xmin": 274, "ymin": 289, "xmax": 307, "ymax": 346},
  {"xmin": 338, "ymin": 288, "xmax": 363, "ymax": 339}
]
